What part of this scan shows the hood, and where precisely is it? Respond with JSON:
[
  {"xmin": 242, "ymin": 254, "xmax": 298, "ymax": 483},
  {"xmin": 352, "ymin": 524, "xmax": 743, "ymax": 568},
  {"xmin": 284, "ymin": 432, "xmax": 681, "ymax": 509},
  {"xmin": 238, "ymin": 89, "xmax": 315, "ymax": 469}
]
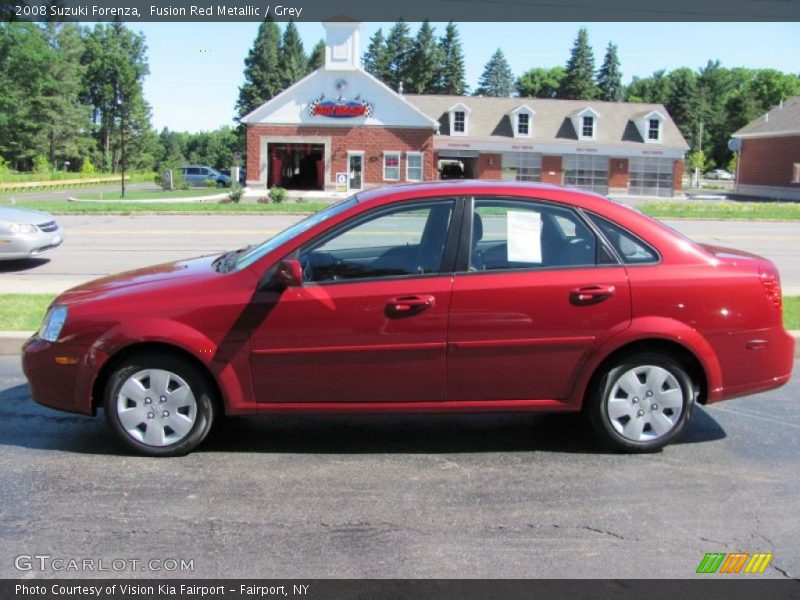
[
  {"xmin": 0, "ymin": 206, "xmax": 55, "ymax": 224},
  {"xmin": 57, "ymin": 254, "xmax": 222, "ymax": 304}
]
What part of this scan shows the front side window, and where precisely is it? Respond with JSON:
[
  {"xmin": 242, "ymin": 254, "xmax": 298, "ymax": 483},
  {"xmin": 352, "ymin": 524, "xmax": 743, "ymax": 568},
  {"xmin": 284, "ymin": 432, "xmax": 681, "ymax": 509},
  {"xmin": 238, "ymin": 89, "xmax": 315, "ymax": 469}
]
[
  {"xmin": 582, "ymin": 116, "xmax": 594, "ymax": 138},
  {"xmin": 517, "ymin": 113, "xmax": 530, "ymax": 135},
  {"xmin": 383, "ymin": 152, "xmax": 400, "ymax": 181},
  {"xmin": 648, "ymin": 119, "xmax": 661, "ymax": 141},
  {"xmin": 453, "ymin": 111, "xmax": 466, "ymax": 133},
  {"xmin": 469, "ymin": 199, "xmax": 599, "ymax": 272},
  {"xmin": 300, "ymin": 200, "xmax": 455, "ymax": 283},
  {"xmin": 406, "ymin": 153, "xmax": 423, "ymax": 182}
]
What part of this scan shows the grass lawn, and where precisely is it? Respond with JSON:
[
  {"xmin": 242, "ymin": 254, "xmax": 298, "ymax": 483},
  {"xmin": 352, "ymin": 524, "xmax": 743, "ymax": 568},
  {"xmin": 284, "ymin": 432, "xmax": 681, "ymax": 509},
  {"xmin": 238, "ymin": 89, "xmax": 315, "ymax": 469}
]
[
  {"xmin": 73, "ymin": 188, "xmax": 225, "ymax": 201},
  {"xmin": 0, "ymin": 294, "xmax": 56, "ymax": 332},
  {"xmin": 0, "ymin": 200, "xmax": 328, "ymax": 215},
  {"xmin": 2, "ymin": 293, "xmax": 799, "ymax": 333},
  {"xmin": 641, "ymin": 201, "xmax": 800, "ymax": 221}
]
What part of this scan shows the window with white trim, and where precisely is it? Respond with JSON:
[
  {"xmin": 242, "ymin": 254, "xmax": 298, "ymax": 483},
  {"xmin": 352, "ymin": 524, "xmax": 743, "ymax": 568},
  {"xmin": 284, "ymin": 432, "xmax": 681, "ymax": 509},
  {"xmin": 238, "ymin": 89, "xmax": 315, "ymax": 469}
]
[
  {"xmin": 406, "ymin": 152, "xmax": 423, "ymax": 182},
  {"xmin": 581, "ymin": 116, "xmax": 594, "ymax": 139},
  {"xmin": 383, "ymin": 152, "xmax": 401, "ymax": 181},
  {"xmin": 517, "ymin": 113, "xmax": 530, "ymax": 136},
  {"xmin": 648, "ymin": 119, "xmax": 661, "ymax": 141},
  {"xmin": 793, "ymin": 163, "xmax": 800, "ymax": 184},
  {"xmin": 453, "ymin": 111, "xmax": 466, "ymax": 133}
]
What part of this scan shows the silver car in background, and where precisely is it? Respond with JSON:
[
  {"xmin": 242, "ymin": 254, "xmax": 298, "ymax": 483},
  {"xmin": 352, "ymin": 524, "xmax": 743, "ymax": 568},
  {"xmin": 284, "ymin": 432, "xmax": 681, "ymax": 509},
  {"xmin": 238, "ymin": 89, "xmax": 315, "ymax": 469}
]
[{"xmin": 0, "ymin": 206, "xmax": 64, "ymax": 260}]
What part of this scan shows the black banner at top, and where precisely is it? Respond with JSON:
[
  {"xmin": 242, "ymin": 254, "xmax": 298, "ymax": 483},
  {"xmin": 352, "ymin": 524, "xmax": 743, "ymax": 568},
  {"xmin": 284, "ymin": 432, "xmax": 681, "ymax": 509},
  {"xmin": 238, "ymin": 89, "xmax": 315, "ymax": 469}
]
[{"xmin": 2, "ymin": 0, "xmax": 800, "ymax": 22}]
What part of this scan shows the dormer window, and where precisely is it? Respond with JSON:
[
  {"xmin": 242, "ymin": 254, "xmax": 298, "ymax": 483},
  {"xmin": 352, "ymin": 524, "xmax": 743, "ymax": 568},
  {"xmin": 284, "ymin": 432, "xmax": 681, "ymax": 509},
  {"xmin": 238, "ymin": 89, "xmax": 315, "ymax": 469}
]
[
  {"xmin": 648, "ymin": 119, "xmax": 661, "ymax": 141},
  {"xmin": 582, "ymin": 116, "xmax": 594, "ymax": 139},
  {"xmin": 571, "ymin": 107, "xmax": 599, "ymax": 141},
  {"xmin": 634, "ymin": 110, "xmax": 665, "ymax": 144},
  {"xmin": 453, "ymin": 111, "xmax": 466, "ymax": 133},
  {"xmin": 448, "ymin": 102, "xmax": 470, "ymax": 136},
  {"xmin": 509, "ymin": 105, "xmax": 535, "ymax": 139}
]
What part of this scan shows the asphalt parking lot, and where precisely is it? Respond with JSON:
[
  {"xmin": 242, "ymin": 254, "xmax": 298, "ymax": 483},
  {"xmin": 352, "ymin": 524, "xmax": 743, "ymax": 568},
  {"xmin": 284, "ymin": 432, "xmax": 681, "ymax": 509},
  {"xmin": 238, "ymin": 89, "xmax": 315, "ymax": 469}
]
[{"xmin": 1, "ymin": 355, "xmax": 798, "ymax": 579}]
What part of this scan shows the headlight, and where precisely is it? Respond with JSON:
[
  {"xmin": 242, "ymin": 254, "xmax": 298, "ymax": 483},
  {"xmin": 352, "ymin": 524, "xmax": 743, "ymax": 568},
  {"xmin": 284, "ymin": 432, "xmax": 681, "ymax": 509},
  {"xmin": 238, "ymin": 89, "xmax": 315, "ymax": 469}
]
[
  {"xmin": 39, "ymin": 306, "xmax": 68, "ymax": 342},
  {"xmin": 9, "ymin": 223, "xmax": 38, "ymax": 234}
]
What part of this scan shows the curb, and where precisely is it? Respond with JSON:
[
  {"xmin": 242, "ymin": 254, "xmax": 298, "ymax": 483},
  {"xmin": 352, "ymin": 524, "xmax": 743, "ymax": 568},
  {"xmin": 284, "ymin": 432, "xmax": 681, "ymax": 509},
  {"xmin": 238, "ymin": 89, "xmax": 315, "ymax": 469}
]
[{"xmin": 1, "ymin": 331, "xmax": 799, "ymax": 357}]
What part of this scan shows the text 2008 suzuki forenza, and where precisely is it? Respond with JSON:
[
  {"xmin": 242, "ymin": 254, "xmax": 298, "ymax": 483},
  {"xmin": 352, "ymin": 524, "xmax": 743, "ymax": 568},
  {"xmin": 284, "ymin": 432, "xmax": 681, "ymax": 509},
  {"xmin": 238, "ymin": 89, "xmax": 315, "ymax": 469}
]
[{"xmin": 23, "ymin": 182, "xmax": 794, "ymax": 456}]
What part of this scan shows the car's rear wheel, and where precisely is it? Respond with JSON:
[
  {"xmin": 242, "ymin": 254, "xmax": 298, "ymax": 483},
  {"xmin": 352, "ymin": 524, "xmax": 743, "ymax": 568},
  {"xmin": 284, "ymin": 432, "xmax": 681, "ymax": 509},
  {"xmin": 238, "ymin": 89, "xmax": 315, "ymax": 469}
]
[
  {"xmin": 104, "ymin": 353, "xmax": 217, "ymax": 456},
  {"xmin": 587, "ymin": 352, "xmax": 695, "ymax": 453}
]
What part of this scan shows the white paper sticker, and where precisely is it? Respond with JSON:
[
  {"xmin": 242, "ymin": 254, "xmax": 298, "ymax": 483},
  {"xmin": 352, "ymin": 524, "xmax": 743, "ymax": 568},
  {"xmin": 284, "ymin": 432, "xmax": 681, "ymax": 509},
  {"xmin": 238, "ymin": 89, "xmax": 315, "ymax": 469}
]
[{"xmin": 506, "ymin": 210, "xmax": 542, "ymax": 263}]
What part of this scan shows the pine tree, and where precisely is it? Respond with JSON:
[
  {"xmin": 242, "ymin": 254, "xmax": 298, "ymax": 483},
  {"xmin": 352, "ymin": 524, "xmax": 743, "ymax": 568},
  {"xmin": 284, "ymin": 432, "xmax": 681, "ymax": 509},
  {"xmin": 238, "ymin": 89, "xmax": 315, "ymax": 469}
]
[
  {"xmin": 236, "ymin": 15, "xmax": 282, "ymax": 119},
  {"xmin": 435, "ymin": 21, "xmax": 467, "ymax": 95},
  {"xmin": 384, "ymin": 20, "xmax": 413, "ymax": 92},
  {"xmin": 475, "ymin": 49, "xmax": 514, "ymax": 97},
  {"xmin": 558, "ymin": 27, "xmax": 597, "ymax": 100},
  {"xmin": 307, "ymin": 39, "xmax": 325, "ymax": 72},
  {"xmin": 279, "ymin": 20, "xmax": 306, "ymax": 89},
  {"xmin": 407, "ymin": 20, "xmax": 442, "ymax": 94},
  {"xmin": 597, "ymin": 42, "xmax": 622, "ymax": 101},
  {"xmin": 363, "ymin": 28, "xmax": 390, "ymax": 82}
]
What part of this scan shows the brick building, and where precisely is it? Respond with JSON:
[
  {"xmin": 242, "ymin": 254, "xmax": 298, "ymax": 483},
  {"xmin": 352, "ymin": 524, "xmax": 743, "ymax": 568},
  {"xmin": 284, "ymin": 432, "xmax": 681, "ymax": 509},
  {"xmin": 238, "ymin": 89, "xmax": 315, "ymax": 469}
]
[
  {"xmin": 731, "ymin": 96, "xmax": 800, "ymax": 201},
  {"xmin": 242, "ymin": 22, "xmax": 688, "ymax": 197}
]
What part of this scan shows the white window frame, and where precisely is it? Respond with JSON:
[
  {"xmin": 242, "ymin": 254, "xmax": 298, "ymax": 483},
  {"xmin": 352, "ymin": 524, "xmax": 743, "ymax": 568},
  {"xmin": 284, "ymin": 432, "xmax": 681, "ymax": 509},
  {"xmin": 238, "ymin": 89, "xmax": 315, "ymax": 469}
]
[
  {"xmin": 793, "ymin": 163, "xmax": 800, "ymax": 184},
  {"xmin": 581, "ymin": 116, "xmax": 595, "ymax": 140},
  {"xmin": 452, "ymin": 111, "xmax": 466, "ymax": 135},
  {"xmin": 383, "ymin": 151, "xmax": 401, "ymax": 181},
  {"xmin": 516, "ymin": 113, "xmax": 531, "ymax": 137},
  {"xmin": 406, "ymin": 152, "xmax": 424, "ymax": 182},
  {"xmin": 647, "ymin": 118, "xmax": 662, "ymax": 143}
]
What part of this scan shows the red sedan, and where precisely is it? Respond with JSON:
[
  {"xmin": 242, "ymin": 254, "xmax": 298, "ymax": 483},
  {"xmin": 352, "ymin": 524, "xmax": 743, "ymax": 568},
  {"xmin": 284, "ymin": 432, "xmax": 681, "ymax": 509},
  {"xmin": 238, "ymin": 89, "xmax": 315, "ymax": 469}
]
[{"xmin": 22, "ymin": 182, "xmax": 794, "ymax": 456}]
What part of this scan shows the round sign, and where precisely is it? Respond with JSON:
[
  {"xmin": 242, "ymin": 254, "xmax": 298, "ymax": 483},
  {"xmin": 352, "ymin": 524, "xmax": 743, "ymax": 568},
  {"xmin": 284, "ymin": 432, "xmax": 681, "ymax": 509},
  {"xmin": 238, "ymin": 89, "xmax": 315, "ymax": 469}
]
[{"xmin": 336, "ymin": 173, "xmax": 348, "ymax": 184}]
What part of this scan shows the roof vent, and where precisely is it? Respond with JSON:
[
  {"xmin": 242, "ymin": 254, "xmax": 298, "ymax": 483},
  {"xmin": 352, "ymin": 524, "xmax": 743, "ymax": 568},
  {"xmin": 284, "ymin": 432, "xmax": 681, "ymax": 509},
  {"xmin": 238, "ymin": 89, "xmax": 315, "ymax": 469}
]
[{"xmin": 398, "ymin": 81, "xmax": 404, "ymax": 95}]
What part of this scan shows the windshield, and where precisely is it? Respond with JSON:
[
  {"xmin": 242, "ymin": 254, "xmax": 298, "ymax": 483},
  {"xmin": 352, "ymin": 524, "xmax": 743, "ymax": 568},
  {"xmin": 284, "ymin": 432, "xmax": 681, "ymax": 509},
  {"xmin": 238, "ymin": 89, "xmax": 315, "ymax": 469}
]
[{"xmin": 233, "ymin": 195, "xmax": 359, "ymax": 271}]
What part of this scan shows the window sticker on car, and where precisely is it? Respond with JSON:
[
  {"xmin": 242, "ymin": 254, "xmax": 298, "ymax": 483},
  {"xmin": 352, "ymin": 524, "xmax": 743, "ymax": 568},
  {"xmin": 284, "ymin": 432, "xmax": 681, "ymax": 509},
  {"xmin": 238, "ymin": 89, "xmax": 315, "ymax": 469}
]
[{"xmin": 507, "ymin": 210, "xmax": 542, "ymax": 263}]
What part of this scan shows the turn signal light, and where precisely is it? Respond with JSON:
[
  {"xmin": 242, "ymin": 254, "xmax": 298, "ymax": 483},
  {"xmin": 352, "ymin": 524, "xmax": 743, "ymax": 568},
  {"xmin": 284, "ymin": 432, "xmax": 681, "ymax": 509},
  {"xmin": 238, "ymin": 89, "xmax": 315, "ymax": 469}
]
[{"xmin": 54, "ymin": 356, "xmax": 79, "ymax": 365}]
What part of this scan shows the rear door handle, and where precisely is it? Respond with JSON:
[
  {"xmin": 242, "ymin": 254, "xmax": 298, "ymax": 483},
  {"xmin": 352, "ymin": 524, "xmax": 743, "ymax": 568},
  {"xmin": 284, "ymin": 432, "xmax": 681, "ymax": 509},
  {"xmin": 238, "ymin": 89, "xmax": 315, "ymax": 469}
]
[
  {"xmin": 570, "ymin": 285, "xmax": 615, "ymax": 305},
  {"xmin": 385, "ymin": 295, "xmax": 435, "ymax": 318}
]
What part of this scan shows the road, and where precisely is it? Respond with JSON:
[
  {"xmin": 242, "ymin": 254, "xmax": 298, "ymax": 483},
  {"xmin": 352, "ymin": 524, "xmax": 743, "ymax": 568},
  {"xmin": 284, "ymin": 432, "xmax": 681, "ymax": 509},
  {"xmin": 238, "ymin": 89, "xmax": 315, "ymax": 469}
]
[
  {"xmin": 2, "ymin": 215, "xmax": 800, "ymax": 295},
  {"xmin": 0, "ymin": 355, "xmax": 798, "ymax": 578}
]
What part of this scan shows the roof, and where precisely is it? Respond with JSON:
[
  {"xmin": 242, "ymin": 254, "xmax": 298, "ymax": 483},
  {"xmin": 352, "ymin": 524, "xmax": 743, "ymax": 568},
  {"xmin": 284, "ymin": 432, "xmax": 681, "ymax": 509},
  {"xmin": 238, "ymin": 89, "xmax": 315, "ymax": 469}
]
[
  {"xmin": 405, "ymin": 94, "xmax": 689, "ymax": 150},
  {"xmin": 733, "ymin": 96, "xmax": 800, "ymax": 138}
]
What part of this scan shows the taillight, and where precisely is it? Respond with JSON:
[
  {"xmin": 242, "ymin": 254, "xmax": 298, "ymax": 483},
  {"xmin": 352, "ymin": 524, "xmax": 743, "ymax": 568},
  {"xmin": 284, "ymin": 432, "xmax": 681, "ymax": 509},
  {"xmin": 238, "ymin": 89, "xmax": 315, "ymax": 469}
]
[{"xmin": 759, "ymin": 267, "xmax": 782, "ymax": 310}]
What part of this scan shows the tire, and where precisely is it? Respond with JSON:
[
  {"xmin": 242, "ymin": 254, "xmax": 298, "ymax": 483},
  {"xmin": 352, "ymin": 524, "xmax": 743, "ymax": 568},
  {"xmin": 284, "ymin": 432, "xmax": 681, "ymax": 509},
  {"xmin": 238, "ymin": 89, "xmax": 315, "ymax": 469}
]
[
  {"xmin": 587, "ymin": 352, "xmax": 696, "ymax": 453},
  {"xmin": 103, "ymin": 353, "xmax": 217, "ymax": 457}
]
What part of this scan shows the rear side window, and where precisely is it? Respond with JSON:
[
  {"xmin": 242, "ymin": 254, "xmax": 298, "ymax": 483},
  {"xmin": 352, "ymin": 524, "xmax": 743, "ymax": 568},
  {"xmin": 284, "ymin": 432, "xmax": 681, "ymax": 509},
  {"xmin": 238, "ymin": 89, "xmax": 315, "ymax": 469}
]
[
  {"xmin": 587, "ymin": 213, "xmax": 659, "ymax": 264},
  {"xmin": 470, "ymin": 200, "xmax": 599, "ymax": 271}
]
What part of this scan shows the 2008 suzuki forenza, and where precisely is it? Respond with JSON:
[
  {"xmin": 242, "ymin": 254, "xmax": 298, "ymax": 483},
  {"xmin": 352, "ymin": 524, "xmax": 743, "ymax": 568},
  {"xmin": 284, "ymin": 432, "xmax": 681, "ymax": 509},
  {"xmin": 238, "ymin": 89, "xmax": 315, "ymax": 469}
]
[{"xmin": 23, "ymin": 182, "xmax": 794, "ymax": 456}]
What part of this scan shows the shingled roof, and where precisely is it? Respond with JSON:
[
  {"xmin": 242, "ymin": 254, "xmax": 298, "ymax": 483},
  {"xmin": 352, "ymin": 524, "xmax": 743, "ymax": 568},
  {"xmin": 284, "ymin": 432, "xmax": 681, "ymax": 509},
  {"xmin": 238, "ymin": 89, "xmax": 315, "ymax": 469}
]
[
  {"xmin": 405, "ymin": 94, "xmax": 689, "ymax": 150},
  {"xmin": 733, "ymin": 96, "xmax": 800, "ymax": 138}
]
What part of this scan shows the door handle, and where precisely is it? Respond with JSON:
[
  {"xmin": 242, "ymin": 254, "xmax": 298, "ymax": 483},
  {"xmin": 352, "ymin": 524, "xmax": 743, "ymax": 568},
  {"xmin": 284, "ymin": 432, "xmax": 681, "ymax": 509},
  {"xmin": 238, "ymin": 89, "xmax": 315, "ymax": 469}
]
[
  {"xmin": 385, "ymin": 295, "xmax": 435, "ymax": 317},
  {"xmin": 570, "ymin": 285, "xmax": 615, "ymax": 305}
]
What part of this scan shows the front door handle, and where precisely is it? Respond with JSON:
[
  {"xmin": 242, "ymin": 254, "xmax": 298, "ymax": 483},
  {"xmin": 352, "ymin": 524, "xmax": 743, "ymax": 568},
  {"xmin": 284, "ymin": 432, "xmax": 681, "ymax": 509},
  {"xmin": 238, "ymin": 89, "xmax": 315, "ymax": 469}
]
[
  {"xmin": 385, "ymin": 295, "xmax": 435, "ymax": 318},
  {"xmin": 570, "ymin": 285, "xmax": 615, "ymax": 305}
]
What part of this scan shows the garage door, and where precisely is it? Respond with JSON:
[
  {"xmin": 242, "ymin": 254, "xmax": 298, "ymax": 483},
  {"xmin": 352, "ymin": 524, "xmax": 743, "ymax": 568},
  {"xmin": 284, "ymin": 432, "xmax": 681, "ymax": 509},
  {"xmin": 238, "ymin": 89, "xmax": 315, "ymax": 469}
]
[
  {"xmin": 563, "ymin": 154, "xmax": 609, "ymax": 195},
  {"xmin": 629, "ymin": 157, "xmax": 674, "ymax": 198}
]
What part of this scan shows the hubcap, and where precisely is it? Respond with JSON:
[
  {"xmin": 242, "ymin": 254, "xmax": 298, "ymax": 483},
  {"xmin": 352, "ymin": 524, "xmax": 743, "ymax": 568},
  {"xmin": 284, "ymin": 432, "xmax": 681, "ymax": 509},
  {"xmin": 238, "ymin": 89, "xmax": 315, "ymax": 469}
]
[
  {"xmin": 606, "ymin": 365, "xmax": 684, "ymax": 442},
  {"xmin": 116, "ymin": 369, "xmax": 197, "ymax": 447}
]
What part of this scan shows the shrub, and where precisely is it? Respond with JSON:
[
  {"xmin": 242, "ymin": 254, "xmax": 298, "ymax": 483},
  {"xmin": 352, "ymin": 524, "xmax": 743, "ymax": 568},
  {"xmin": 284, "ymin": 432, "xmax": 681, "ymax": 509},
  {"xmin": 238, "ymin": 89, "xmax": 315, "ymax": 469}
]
[
  {"xmin": 32, "ymin": 155, "xmax": 50, "ymax": 175},
  {"xmin": 228, "ymin": 185, "xmax": 243, "ymax": 203},
  {"xmin": 0, "ymin": 156, "xmax": 9, "ymax": 179},
  {"xmin": 80, "ymin": 159, "xmax": 96, "ymax": 174},
  {"xmin": 268, "ymin": 186, "xmax": 287, "ymax": 204}
]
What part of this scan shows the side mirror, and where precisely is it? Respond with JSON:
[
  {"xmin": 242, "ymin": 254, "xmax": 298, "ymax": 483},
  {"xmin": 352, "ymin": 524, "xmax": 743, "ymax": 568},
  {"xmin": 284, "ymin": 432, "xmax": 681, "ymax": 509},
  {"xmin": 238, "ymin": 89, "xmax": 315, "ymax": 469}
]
[{"xmin": 274, "ymin": 258, "xmax": 303, "ymax": 287}]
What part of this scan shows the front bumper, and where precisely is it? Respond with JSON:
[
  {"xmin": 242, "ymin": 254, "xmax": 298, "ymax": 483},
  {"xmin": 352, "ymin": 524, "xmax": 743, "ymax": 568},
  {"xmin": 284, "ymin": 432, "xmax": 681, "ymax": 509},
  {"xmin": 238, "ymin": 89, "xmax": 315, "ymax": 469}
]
[
  {"xmin": 22, "ymin": 335, "xmax": 104, "ymax": 415},
  {"xmin": 0, "ymin": 227, "xmax": 64, "ymax": 260}
]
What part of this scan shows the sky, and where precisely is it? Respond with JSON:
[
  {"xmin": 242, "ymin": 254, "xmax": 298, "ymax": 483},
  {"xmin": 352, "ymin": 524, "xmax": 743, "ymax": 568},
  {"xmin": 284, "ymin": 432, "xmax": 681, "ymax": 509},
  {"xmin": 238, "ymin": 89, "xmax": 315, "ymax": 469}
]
[{"xmin": 131, "ymin": 21, "xmax": 800, "ymax": 133}]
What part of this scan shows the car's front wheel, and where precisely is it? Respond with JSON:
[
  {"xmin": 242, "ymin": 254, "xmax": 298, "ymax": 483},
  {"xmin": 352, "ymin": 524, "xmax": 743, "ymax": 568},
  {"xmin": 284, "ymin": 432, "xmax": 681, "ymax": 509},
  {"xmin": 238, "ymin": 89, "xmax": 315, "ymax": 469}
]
[
  {"xmin": 587, "ymin": 352, "xmax": 696, "ymax": 453},
  {"xmin": 104, "ymin": 353, "xmax": 217, "ymax": 456}
]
